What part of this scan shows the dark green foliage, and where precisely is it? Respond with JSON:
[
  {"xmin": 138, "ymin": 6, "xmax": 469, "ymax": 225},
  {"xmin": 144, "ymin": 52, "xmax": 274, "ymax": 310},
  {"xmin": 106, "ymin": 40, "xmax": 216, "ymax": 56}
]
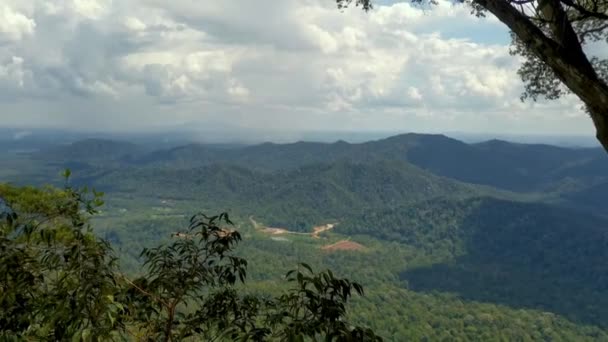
[
  {"xmin": 0, "ymin": 182, "xmax": 123, "ymax": 340},
  {"xmin": 260, "ymin": 264, "xmax": 381, "ymax": 341},
  {"xmin": 0, "ymin": 182, "xmax": 378, "ymax": 341},
  {"xmin": 7, "ymin": 134, "xmax": 608, "ymax": 197},
  {"xmin": 124, "ymin": 212, "xmax": 251, "ymax": 341},
  {"xmin": 17, "ymin": 133, "xmax": 606, "ymax": 185},
  {"xmin": 121, "ymin": 213, "xmax": 380, "ymax": 341},
  {"xmin": 562, "ymin": 180, "xmax": 608, "ymax": 214},
  {"xmin": 2, "ymin": 134, "xmax": 608, "ymax": 340},
  {"xmin": 83, "ymin": 159, "xmax": 482, "ymax": 232},
  {"xmin": 128, "ymin": 134, "xmax": 608, "ymax": 192},
  {"xmin": 340, "ymin": 197, "xmax": 608, "ymax": 328}
]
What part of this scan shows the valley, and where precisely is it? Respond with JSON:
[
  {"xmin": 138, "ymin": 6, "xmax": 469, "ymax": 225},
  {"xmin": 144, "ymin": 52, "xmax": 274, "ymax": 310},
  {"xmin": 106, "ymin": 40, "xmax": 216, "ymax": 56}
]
[{"xmin": 2, "ymin": 133, "xmax": 608, "ymax": 340}]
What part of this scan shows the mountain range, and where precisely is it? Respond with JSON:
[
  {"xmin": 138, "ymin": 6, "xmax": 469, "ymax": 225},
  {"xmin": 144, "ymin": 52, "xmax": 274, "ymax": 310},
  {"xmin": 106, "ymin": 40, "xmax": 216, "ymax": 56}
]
[
  {"xmin": 3, "ymin": 132, "xmax": 608, "ymax": 337},
  {"xmin": 24, "ymin": 133, "xmax": 607, "ymax": 212}
]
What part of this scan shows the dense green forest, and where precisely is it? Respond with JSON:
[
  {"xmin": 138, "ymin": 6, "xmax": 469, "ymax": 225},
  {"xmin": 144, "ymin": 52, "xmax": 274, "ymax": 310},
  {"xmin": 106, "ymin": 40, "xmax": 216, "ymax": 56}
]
[
  {"xmin": 2, "ymin": 133, "xmax": 608, "ymax": 340},
  {"xmin": 0, "ymin": 182, "xmax": 381, "ymax": 340}
]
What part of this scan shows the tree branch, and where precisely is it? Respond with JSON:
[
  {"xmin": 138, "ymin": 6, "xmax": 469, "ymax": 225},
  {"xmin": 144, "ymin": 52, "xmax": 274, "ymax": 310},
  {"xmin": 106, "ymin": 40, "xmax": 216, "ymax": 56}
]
[
  {"xmin": 121, "ymin": 273, "xmax": 169, "ymax": 308},
  {"xmin": 560, "ymin": 0, "xmax": 608, "ymax": 20},
  {"xmin": 474, "ymin": 0, "xmax": 608, "ymax": 151},
  {"xmin": 509, "ymin": 0, "xmax": 535, "ymax": 4},
  {"xmin": 580, "ymin": 22, "xmax": 608, "ymax": 42}
]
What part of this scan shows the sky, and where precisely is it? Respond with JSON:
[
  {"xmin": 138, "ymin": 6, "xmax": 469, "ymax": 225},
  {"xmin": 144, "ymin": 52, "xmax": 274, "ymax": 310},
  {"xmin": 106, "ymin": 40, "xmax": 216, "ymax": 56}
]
[{"xmin": 0, "ymin": 0, "xmax": 597, "ymax": 137}]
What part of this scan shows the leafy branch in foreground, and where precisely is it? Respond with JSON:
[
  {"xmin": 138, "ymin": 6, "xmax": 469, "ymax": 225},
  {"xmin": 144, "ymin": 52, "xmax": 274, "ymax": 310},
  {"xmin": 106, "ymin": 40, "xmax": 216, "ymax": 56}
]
[
  {"xmin": 124, "ymin": 212, "xmax": 253, "ymax": 341},
  {"xmin": 258, "ymin": 264, "xmax": 382, "ymax": 341},
  {"xmin": 0, "ymin": 181, "xmax": 123, "ymax": 341},
  {"xmin": 0, "ymin": 176, "xmax": 380, "ymax": 341},
  {"xmin": 124, "ymin": 213, "xmax": 382, "ymax": 341}
]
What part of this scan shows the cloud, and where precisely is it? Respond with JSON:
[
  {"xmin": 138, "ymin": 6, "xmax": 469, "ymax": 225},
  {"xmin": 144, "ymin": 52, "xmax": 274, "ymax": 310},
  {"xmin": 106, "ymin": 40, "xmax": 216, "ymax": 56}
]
[
  {"xmin": 0, "ymin": 0, "xmax": 594, "ymax": 136},
  {"xmin": 72, "ymin": 0, "xmax": 112, "ymax": 19},
  {"xmin": 0, "ymin": 5, "xmax": 36, "ymax": 42}
]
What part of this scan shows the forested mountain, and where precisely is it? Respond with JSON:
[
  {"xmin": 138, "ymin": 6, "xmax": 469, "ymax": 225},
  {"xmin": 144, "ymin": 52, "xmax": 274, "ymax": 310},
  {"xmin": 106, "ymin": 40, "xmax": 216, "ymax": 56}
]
[
  {"xmin": 19, "ymin": 133, "xmax": 607, "ymax": 214},
  {"xmin": 84, "ymin": 160, "xmax": 492, "ymax": 231},
  {"xmin": 22, "ymin": 133, "xmax": 607, "ymax": 193},
  {"xmin": 2, "ymin": 132, "xmax": 607, "ymax": 340},
  {"xmin": 340, "ymin": 197, "xmax": 608, "ymax": 327},
  {"xmin": 7, "ymin": 132, "xmax": 608, "ymax": 228},
  {"xmin": 35, "ymin": 138, "xmax": 143, "ymax": 164},
  {"xmin": 562, "ymin": 180, "xmax": 608, "ymax": 213},
  {"xmin": 9, "ymin": 132, "xmax": 607, "ymax": 228}
]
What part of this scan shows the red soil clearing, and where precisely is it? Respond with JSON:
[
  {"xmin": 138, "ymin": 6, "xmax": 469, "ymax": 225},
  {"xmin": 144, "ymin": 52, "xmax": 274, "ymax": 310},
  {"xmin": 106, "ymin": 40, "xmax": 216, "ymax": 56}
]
[{"xmin": 321, "ymin": 240, "xmax": 365, "ymax": 252}]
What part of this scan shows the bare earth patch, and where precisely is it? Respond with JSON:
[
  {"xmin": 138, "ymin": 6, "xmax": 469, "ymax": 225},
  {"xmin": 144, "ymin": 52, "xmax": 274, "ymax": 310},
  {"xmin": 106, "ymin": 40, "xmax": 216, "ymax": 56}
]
[
  {"xmin": 321, "ymin": 240, "xmax": 365, "ymax": 252},
  {"xmin": 261, "ymin": 227, "xmax": 288, "ymax": 235},
  {"xmin": 252, "ymin": 216, "xmax": 335, "ymax": 237},
  {"xmin": 312, "ymin": 223, "xmax": 336, "ymax": 238}
]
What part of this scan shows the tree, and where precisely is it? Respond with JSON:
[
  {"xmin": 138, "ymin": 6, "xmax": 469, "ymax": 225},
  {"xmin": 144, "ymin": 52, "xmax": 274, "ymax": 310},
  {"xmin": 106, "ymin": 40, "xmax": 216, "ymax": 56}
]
[
  {"xmin": 261, "ymin": 264, "xmax": 382, "ymax": 341},
  {"xmin": 0, "ymin": 180, "xmax": 124, "ymax": 340},
  {"xmin": 0, "ymin": 179, "xmax": 381, "ymax": 341},
  {"xmin": 123, "ymin": 212, "xmax": 256, "ymax": 341},
  {"xmin": 337, "ymin": 0, "xmax": 608, "ymax": 152},
  {"xmin": 126, "ymin": 213, "xmax": 381, "ymax": 341}
]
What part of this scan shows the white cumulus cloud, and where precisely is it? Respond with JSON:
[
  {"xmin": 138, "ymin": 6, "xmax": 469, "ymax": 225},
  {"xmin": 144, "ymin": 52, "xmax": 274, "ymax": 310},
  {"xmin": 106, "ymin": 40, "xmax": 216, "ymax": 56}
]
[
  {"xmin": 0, "ymin": 0, "xmax": 594, "ymax": 136},
  {"xmin": 0, "ymin": 5, "xmax": 36, "ymax": 42}
]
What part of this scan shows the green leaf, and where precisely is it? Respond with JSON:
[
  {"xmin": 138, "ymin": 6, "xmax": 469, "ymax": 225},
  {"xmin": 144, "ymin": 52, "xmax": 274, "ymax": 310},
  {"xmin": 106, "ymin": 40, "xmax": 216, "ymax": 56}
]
[
  {"xmin": 300, "ymin": 262, "xmax": 313, "ymax": 274},
  {"xmin": 62, "ymin": 169, "xmax": 72, "ymax": 180},
  {"xmin": 81, "ymin": 328, "xmax": 91, "ymax": 341}
]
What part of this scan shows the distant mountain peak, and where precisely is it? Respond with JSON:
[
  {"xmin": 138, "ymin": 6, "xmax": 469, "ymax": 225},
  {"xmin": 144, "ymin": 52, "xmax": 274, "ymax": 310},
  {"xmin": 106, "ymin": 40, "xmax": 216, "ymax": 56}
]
[{"xmin": 35, "ymin": 138, "xmax": 141, "ymax": 163}]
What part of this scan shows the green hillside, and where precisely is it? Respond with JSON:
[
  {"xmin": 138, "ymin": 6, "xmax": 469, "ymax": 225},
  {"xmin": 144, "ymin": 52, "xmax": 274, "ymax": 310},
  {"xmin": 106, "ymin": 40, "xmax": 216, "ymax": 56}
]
[
  {"xmin": 83, "ymin": 160, "xmax": 511, "ymax": 231},
  {"xmin": 12, "ymin": 133, "xmax": 608, "ymax": 198},
  {"xmin": 2, "ymin": 133, "xmax": 608, "ymax": 340},
  {"xmin": 339, "ymin": 197, "xmax": 608, "ymax": 328}
]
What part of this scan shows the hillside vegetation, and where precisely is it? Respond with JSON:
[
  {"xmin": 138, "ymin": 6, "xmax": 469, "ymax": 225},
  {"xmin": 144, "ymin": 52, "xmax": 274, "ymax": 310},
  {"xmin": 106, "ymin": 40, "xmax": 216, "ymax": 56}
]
[{"xmin": 1, "ymin": 133, "xmax": 607, "ymax": 340}]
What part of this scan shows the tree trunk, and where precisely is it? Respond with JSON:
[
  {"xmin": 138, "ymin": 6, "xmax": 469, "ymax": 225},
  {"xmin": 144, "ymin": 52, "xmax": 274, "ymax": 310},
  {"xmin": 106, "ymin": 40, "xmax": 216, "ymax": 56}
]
[
  {"xmin": 588, "ymin": 105, "xmax": 608, "ymax": 151},
  {"xmin": 163, "ymin": 304, "xmax": 176, "ymax": 342},
  {"xmin": 476, "ymin": 0, "xmax": 608, "ymax": 152}
]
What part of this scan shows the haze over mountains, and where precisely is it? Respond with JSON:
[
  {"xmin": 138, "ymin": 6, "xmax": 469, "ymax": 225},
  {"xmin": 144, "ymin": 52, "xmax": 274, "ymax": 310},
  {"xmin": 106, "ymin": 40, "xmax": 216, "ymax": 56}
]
[{"xmin": 1, "ymin": 126, "xmax": 601, "ymax": 150}]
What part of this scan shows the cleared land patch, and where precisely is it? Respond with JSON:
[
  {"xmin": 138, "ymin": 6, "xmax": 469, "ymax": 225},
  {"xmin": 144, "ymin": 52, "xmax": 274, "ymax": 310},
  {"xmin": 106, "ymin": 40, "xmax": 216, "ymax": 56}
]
[
  {"xmin": 321, "ymin": 240, "xmax": 366, "ymax": 252},
  {"xmin": 251, "ymin": 216, "xmax": 336, "ymax": 238},
  {"xmin": 312, "ymin": 223, "xmax": 336, "ymax": 238}
]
